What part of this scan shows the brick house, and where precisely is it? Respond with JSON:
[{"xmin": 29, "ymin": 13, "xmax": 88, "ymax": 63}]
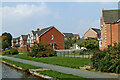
[
  {"xmin": 99, "ymin": 9, "xmax": 120, "ymax": 50},
  {"xmin": 82, "ymin": 28, "xmax": 101, "ymax": 40},
  {"xmin": 28, "ymin": 26, "xmax": 64, "ymax": 49}
]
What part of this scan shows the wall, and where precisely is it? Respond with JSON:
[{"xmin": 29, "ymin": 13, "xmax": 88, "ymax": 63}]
[
  {"xmin": 40, "ymin": 27, "xmax": 64, "ymax": 49},
  {"xmin": 100, "ymin": 22, "xmax": 120, "ymax": 50},
  {"xmin": 83, "ymin": 29, "xmax": 98, "ymax": 39}
]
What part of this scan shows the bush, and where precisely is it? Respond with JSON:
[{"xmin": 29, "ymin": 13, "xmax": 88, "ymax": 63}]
[
  {"xmin": 45, "ymin": 49, "xmax": 56, "ymax": 57},
  {"xmin": 28, "ymin": 42, "xmax": 56, "ymax": 57},
  {"xmin": 91, "ymin": 42, "xmax": 120, "ymax": 73},
  {"xmin": 10, "ymin": 48, "xmax": 19, "ymax": 55},
  {"xmin": 2, "ymin": 50, "xmax": 10, "ymax": 55},
  {"xmin": 2, "ymin": 48, "xmax": 19, "ymax": 55},
  {"xmin": 78, "ymin": 40, "xmax": 99, "ymax": 50}
]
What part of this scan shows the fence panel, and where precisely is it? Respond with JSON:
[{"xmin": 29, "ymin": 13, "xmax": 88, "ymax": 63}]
[{"xmin": 56, "ymin": 49, "xmax": 92, "ymax": 58}]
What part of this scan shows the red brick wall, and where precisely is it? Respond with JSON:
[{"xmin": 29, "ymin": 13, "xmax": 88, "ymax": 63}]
[
  {"xmin": 39, "ymin": 27, "xmax": 64, "ymax": 49},
  {"xmin": 100, "ymin": 22, "xmax": 120, "ymax": 50}
]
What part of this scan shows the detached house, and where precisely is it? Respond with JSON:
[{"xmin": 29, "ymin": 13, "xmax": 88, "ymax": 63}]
[
  {"xmin": 82, "ymin": 28, "xmax": 101, "ymax": 40},
  {"xmin": 35, "ymin": 26, "xmax": 64, "ymax": 49},
  {"xmin": 99, "ymin": 9, "xmax": 120, "ymax": 50}
]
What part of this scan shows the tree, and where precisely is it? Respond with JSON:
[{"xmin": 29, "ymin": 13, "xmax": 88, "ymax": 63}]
[
  {"xmin": 64, "ymin": 38, "xmax": 73, "ymax": 49},
  {"xmin": 72, "ymin": 39, "xmax": 78, "ymax": 43},
  {"xmin": 2, "ymin": 32, "xmax": 12, "ymax": 46},
  {"xmin": 78, "ymin": 40, "xmax": 99, "ymax": 50},
  {"xmin": 2, "ymin": 41, "xmax": 9, "ymax": 50}
]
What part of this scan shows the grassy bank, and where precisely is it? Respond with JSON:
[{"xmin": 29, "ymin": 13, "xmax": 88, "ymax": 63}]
[
  {"xmin": 2, "ymin": 58, "xmax": 41, "ymax": 69},
  {"xmin": 37, "ymin": 70, "xmax": 91, "ymax": 80},
  {"xmin": 2, "ymin": 58, "xmax": 91, "ymax": 79},
  {"xmin": 8, "ymin": 52, "xmax": 92, "ymax": 69}
]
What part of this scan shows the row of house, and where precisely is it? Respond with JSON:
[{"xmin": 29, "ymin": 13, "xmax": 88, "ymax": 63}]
[
  {"xmin": 12, "ymin": 26, "xmax": 80, "ymax": 50},
  {"xmin": 12, "ymin": 9, "xmax": 120, "ymax": 50},
  {"xmin": 12, "ymin": 26, "xmax": 65, "ymax": 49}
]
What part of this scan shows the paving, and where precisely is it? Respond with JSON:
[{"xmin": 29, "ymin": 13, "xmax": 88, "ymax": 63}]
[{"xmin": 0, "ymin": 55, "xmax": 119, "ymax": 80}]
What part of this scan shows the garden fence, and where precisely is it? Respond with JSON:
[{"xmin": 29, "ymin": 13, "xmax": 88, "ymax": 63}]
[{"xmin": 56, "ymin": 49, "xmax": 93, "ymax": 58}]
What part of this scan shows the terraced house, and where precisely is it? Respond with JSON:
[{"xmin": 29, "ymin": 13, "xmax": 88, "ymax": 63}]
[
  {"xmin": 12, "ymin": 26, "xmax": 64, "ymax": 49},
  {"xmin": 99, "ymin": 9, "xmax": 120, "ymax": 50}
]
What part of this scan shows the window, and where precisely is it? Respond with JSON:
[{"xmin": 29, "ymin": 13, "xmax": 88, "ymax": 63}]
[{"xmin": 51, "ymin": 35, "xmax": 54, "ymax": 40}]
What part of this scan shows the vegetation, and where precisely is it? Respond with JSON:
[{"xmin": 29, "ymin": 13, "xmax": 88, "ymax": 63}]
[
  {"xmin": 1, "ymin": 32, "xmax": 12, "ymax": 50},
  {"xmin": 2, "ymin": 48, "xmax": 19, "ymax": 55},
  {"xmin": 91, "ymin": 42, "xmax": 120, "ymax": 73},
  {"xmin": 2, "ymin": 40, "xmax": 9, "ymax": 51},
  {"xmin": 28, "ymin": 42, "xmax": 56, "ymax": 57},
  {"xmin": 78, "ymin": 40, "xmax": 99, "ymax": 50},
  {"xmin": 64, "ymin": 38, "xmax": 73, "ymax": 49},
  {"xmin": 37, "ymin": 70, "xmax": 91, "ymax": 80},
  {"xmin": 2, "ymin": 58, "xmax": 41, "ymax": 69},
  {"xmin": 8, "ymin": 53, "xmax": 91, "ymax": 69}
]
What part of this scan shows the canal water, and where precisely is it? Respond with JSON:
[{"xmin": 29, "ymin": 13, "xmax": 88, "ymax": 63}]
[{"xmin": 0, "ymin": 62, "xmax": 44, "ymax": 80}]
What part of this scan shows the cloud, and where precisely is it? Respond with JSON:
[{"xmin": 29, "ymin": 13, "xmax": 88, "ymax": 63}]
[
  {"xmin": 2, "ymin": 3, "xmax": 55, "ymax": 37},
  {"xmin": 3, "ymin": 3, "xmax": 51, "ymax": 21}
]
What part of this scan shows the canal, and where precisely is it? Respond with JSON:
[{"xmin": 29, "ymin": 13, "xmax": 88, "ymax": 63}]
[{"xmin": 0, "ymin": 62, "xmax": 44, "ymax": 79}]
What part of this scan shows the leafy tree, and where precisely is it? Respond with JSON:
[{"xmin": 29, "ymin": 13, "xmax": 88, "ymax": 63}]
[
  {"xmin": 64, "ymin": 38, "xmax": 73, "ymax": 49},
  {"xmin": 2, "ymin": 32, "xmax": 12, "ymax": 46},
  {"xmin": 78, "ymin": 40, "xmax": 99, "ymax": 50},
  {"xmin": 72, "ymin": 39, "xmax": 78, "ymax": 43},
  {"xmin": 2, "ymin": 41, "xmax": 9, "ymax": 50}
]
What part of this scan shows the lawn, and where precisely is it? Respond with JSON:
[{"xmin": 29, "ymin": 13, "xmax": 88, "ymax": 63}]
[{"xmin": 8, "ymin": 52, "xmax": 92, "ymax": 69}]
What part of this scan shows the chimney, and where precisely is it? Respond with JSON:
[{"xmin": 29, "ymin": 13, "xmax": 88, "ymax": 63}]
[{"xmin": 37, "ymin": 28, "xmax": 40, "ymax": 31}]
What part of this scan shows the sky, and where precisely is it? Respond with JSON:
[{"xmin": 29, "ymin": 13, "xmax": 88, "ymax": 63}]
[{"xmin": 1, "ymin": 2, "xmax": 119, "ymax": 38}]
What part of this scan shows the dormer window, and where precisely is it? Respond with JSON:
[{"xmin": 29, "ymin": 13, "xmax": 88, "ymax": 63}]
[{"xmin": 51, "ymin": 35, "xmax": 54, "ymax": 40}]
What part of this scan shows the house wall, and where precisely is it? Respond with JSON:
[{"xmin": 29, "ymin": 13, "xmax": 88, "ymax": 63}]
[
  {"xmin": 83, "ymin": 29, "xmax": 98, "ymax": 39},
  {"xmin": 12, "ymin": 42, "xmax": 16, "ymax": 47},
  {"xmin": 39, "ymin": 27, "xmax": 64, "ymax": 49},
  {"xmin": 20, "ymin": 40, "xmax": 27, "ymax": 46},
  {"xmin": 99, "ymin": 21, "xmax": 120, "ymax": 50}
]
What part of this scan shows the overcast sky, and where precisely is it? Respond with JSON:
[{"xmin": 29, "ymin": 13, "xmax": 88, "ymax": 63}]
[{"xmin": 2, "ymin": 2, "xmax": 118, "ymax": 38}]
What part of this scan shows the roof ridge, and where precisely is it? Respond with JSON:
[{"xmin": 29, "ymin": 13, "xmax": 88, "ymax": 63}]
[{"xmin": 103, "ymin": 9, "xmax": 120, "ymax": 11}]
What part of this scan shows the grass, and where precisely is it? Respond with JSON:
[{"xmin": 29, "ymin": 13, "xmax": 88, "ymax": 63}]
[
  {"xmin": 2, "ymin": 58, "xmax": 41, "ymax": 69},
  {"xmin": 2, "ymin": 58, "xmax": 92, "ymax": 80},
  {"xmin": 8, "ymin": 52, "xmax": 92, "ymax": 69},
  {"xmin": 37, "ymin": 70, "xmax": 92, "ymax": 80}
]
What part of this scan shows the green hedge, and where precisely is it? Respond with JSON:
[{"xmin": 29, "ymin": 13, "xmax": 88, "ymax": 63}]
[
  {"xmin": 91, "ymin": 43, "xmax": 120, "ymax": 73},
  {"xmin": 2, "ymin": 48, "xmax": 19, "ymax": 55}
]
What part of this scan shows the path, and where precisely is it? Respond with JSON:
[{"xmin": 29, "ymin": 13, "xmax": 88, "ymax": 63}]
[{"xmin": 0, "ymin": 55, "xmax": 119, "ymax": 80}]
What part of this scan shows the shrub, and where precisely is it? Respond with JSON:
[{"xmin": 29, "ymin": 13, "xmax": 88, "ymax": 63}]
[
  {"xmin": 2, "ymin": 50, "xmax": 10, "ymax": 55},
  {"xmin": 9, "ymin": 48, "xmax": 19, "ymax": 55},
  {"xmin": 28, "ymin": 42, "xmax": 56, "ymax": 57},
  {"xmin": 45, "ymin": 49, "xmax": 56, "ymax": 57},
  {"xmin": 91, "ymin": 42, "xmax": 120, "ymax": 73},
  {"xmin": 78, "ymin": 40, "xmax": 99, "ymax": 50}
]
